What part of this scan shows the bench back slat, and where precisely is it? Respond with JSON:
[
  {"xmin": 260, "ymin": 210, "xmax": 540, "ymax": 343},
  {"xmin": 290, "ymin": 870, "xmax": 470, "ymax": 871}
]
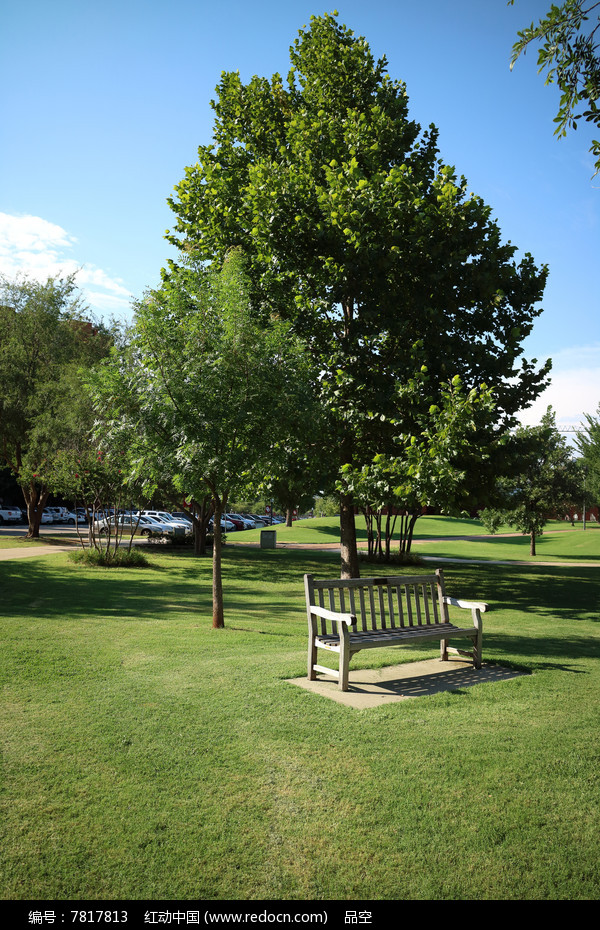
[{"xmin": 306, "ymin": 572, "xmax": 449, "ymax": 637}]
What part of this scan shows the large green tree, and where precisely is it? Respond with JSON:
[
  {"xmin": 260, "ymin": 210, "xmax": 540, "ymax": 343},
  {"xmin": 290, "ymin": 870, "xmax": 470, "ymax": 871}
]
[
  {"xmin": 90, "ymin": 251, "xmax": 315, "ymax": 628},
  {"xmin": 0, "ymin": 274, "xmax": 112, "ymax": 537},
  {"xmin": 510, "ymin": 0, "xmax": 600, "ymax": 176},
  {"xmin": 167, "ymin": 13, "xmax": 550, "ymax": 576}
]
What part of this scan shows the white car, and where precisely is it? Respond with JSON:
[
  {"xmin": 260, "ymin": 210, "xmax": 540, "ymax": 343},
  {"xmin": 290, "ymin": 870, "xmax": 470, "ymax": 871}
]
[
  {"xmin": 0, "ymin": 506, "xmax": 22, "ymax": 524},
  {"xmin": 139, "ymin": 511, "xmax": 192, "ymax": 535},
  {"xmin": 209, "ymin": 516, "xmax": 236, "ymax": 532},
  {"xmin": 94, "ymin": 514, "xmax": 175, "ymax": 538}
]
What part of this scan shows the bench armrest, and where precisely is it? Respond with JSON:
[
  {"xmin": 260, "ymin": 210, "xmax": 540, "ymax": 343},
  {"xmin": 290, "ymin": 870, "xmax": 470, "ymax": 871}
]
[
  {"xmin": 444, "ymin": 596, "xmax": 489, "ymax": 613},
  {"xmin": 309, "ymin": 605, "xmax": 357, "ymax": 626}
]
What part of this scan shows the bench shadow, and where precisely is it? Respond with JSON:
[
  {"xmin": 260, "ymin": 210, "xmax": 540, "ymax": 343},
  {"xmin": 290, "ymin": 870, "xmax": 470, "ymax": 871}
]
[{"xmin": 288, "ymin": 657, "xmax": 529, "ymax": 708}]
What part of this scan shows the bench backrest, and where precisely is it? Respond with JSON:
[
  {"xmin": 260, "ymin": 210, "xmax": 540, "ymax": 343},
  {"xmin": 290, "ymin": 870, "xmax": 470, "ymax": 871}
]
[{"xmin": 305, "ymin": 570, "xmax": 450, "ymax": 636}]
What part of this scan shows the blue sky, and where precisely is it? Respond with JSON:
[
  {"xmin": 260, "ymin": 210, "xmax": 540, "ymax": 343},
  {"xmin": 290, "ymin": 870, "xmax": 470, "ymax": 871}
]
[{"xmin": 1, "ymin": 0, "xmax": 598, "ymax": 433}]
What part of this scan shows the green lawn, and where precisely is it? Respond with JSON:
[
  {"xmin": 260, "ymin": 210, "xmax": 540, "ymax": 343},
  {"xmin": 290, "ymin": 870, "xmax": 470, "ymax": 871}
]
[
  {"xmin": 415, "ymin": 525, "xmax": 600, "ymax": 563},
  {"xmin": 241, "ymin": 513, "xmax": 497, "ymax": 544},
  {"xmin": 1, "ymin": 545, "xmax": 599, "ymax": 900},
  {"xmin": 240, "ymin": 515, "xmax": 600, "ymax": 564},
  {"xmin": 242, "ymin": 514, "xmax": 596, "ymax": 543},
  {"xmin": 0, "ymin": 537, "xmax": 46, "ymax": 549}
]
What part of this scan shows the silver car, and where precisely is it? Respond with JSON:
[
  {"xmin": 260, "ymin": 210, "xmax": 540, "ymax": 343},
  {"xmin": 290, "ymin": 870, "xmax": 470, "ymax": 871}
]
[
  {"xmin": 139, "ymin": 511, "xmax": 193, "ymax": 535},
  {"xmin": 94, "ymin": 514, "xmax": 173, "ymax": 538}
]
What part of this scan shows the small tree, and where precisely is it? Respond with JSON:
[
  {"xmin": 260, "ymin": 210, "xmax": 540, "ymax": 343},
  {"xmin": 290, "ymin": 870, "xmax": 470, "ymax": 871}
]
[
  {"xmin": 481, "ymin": 408, "xmax": 581, "ymax": 555},
  {"xmin": 0, "ymin": 274, "xmax": 112, "ymax": 537},
  {"xmin": 46, "ymin": 443, "xmax": 149, "ymax": 561},
  {"xmin": 342, "ymin": 373, "xmax": 498, "ymax": 559},
  {"xmin": 90, "ymin": 251, "xmax": 315, "ymax": 627}
]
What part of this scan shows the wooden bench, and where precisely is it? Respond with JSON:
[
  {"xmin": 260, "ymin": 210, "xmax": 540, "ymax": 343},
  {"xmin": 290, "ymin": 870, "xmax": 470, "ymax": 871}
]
[{"xmin": 304, "ymin": 569, "xmax": 488, "ymax": 691}]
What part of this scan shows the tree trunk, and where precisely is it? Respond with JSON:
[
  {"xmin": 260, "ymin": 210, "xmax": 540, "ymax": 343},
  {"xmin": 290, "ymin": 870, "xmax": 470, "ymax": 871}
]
[
  {"xmin": 530, "ymin": 531, "xmax": 536, "ymax": 556},
  {"xmin": 22, "ymin": 483, "xmax": 48, "ymax": 539},
  {"xmin": 212, "ymin": 494, "xmax": 225, "ymax": 628},
  {"xmin": 363, "ymin": 506, "xmax": 374, "ymax": 558},
  {"xmin": 397, "ymin": 510, "xmax": 421, "ymax": 555},
  {"xmin": 286, "ymin": 508, "xmax": 293, "ymax": 527},
  {"xmin": 340, "ymin": 491, "xmax": 359, "ymax": 579}
]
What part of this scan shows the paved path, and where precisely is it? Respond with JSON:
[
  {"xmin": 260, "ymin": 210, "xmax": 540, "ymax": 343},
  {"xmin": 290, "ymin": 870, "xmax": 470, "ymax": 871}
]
[{"xmin": 0, "ymin": 543, "xmax": 78, "ymax": 560}]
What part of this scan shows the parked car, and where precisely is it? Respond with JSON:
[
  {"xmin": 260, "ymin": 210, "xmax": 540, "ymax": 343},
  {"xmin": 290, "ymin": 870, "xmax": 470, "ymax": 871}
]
[
  {"xmin": 226, "ymin": 513, "xmax": 255, "ymax": 529},
  {"xmin": 138, "ymin": 511, "xmax": 192, "ymax": 535},
  {"xmin": 171, "ymin": 511, "xmax": 194, "ymax": 523},
  {"xmin": 0, "ymin": 505, "xmax": 22, "ymax": 524},
  {"xmin": 46, "ymin": 506, "xmax": 70, "ymax": 523},
  {"xmin": 209, "ymin": 516, "xmax": 236, "ymax": 532},
  {"xmin": 94, "ymin": 514, "xmax": 175, "ymax": 538}
]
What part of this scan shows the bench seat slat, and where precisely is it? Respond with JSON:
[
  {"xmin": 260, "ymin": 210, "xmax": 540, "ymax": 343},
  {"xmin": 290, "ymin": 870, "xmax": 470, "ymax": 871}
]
[{"xmin": 316, "ymin": 622, "xmax": 478, "ymax": 650}]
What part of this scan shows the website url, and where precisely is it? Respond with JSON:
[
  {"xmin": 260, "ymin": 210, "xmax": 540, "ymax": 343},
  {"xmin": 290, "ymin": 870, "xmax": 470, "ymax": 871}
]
[{"xmin": 205, "ymin": 914, "xmax": 326, "ymax": 925}]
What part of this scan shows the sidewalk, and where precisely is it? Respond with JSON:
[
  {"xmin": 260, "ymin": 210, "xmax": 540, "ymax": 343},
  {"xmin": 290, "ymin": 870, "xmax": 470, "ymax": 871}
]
[{"xmin": 0, "ymin": 543, "xmax": 78, "ymax": 560}]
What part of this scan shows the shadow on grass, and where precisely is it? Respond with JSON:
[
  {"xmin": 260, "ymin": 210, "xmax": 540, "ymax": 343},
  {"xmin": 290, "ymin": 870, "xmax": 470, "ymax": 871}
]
[
  {"xmin": 2, "ymin": 550, "xmax": 598, "ymax": 667},
  {"xmin": 0, "ymin": 547, "xmax": 340, "ymax": 626}
]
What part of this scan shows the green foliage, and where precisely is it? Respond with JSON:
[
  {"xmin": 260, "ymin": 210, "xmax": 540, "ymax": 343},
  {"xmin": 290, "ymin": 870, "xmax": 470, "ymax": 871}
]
[
  {"xmin": 340, "ymin": 371, "xmax": 499, "ymax": 554},
  {"xmin": 574, "ymin": 403, "xmax": 600, "ymax": 505},
  {"xmin": 166, "ymin": 12, "xmax": 551, "ymax": 573},
  {"xmin": 168, "ymin": 13, "xmax": 549, "ymax": 418},
  {"xmin": 359, "ymin": 548, "xmax": 424, "ymax": 567},
  {"xmin": 88, "ymin": 250, "xmax": 316, "ymax": 624},
  {"xmin": 480, "ymin": 407, "xmax": 581, "ymax": 554},
  {"xmin": 314, "ymin": 494, "xmax": 341, "ymax": 517},
  {"xmin": 0, "ymin": 274, "xmax": 113, "ymax": 535},
  {"xmin": 510, "ymin": 0, "xmax": 600, "ymax": 176},
  {"xmin": 68, "ymin": 547, "xmax": 150, "ymax": 568},
  {"xmin": 92, "ymin": 251, "xmax": 315, "ymax": 506}
]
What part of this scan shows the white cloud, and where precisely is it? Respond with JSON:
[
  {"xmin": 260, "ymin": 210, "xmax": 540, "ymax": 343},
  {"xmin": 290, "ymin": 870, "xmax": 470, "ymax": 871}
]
[
  {"xmin": 0, "ymin": 212, "xmax": 132, "ymax": 316},
  {"xmin": 519, "ymin": 345, "xmax": 600, "ymax": 436}
]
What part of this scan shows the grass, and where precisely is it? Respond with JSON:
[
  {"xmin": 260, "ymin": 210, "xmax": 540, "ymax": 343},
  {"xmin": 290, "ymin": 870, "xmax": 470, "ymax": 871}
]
[
  {"xmin": 415, "ymin": 527, "xmax": 600, "ymax": 562},
  {"xmin": 0, "ymin": 535, "xmax": 57, "ymax": 549},
  {"xmin": 241, "ymin": 513, "xmax": 495, "ymax": 545},
  {"xmin": 68, "ymin": 546, "xmax": 151, "ymax": 567},
  {"xmin": 240, "ymin": 514, "xmax": 597, "ymax": 547},
  {"xmin": 1, "ymin": 543, "xmax": 600, "ymax": 900}
]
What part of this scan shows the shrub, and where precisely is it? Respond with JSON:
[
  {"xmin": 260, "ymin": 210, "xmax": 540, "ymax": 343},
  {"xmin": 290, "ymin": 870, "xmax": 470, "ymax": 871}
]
[
  {"xmin": 359, "ymin": 549, "xmax": 424, "ymax": 568},
  {"xmin": 68, "ymin": 548, "xmax": 150, "ymax": 568}
]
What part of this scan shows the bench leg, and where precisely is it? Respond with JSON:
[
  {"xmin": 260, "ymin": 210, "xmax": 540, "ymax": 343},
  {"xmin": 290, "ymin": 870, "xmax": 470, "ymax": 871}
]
[
  {"xmin": 473, "ymin": 631, "xmax": 482, "ymax": 670},
  {"xmin": 307, "ymin": 636, "xmax": 318, "ymax": 681},
  {"xmin": 440, "ymin": 638, "xmax": 448, "ymax": 662},
  {"xmin": 339, "ymin": 643, "xmax": 350, "ymax": 691},
  {"xmin": 473, "ymin": 609, "xmax": 483, "ymax": 669}
]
